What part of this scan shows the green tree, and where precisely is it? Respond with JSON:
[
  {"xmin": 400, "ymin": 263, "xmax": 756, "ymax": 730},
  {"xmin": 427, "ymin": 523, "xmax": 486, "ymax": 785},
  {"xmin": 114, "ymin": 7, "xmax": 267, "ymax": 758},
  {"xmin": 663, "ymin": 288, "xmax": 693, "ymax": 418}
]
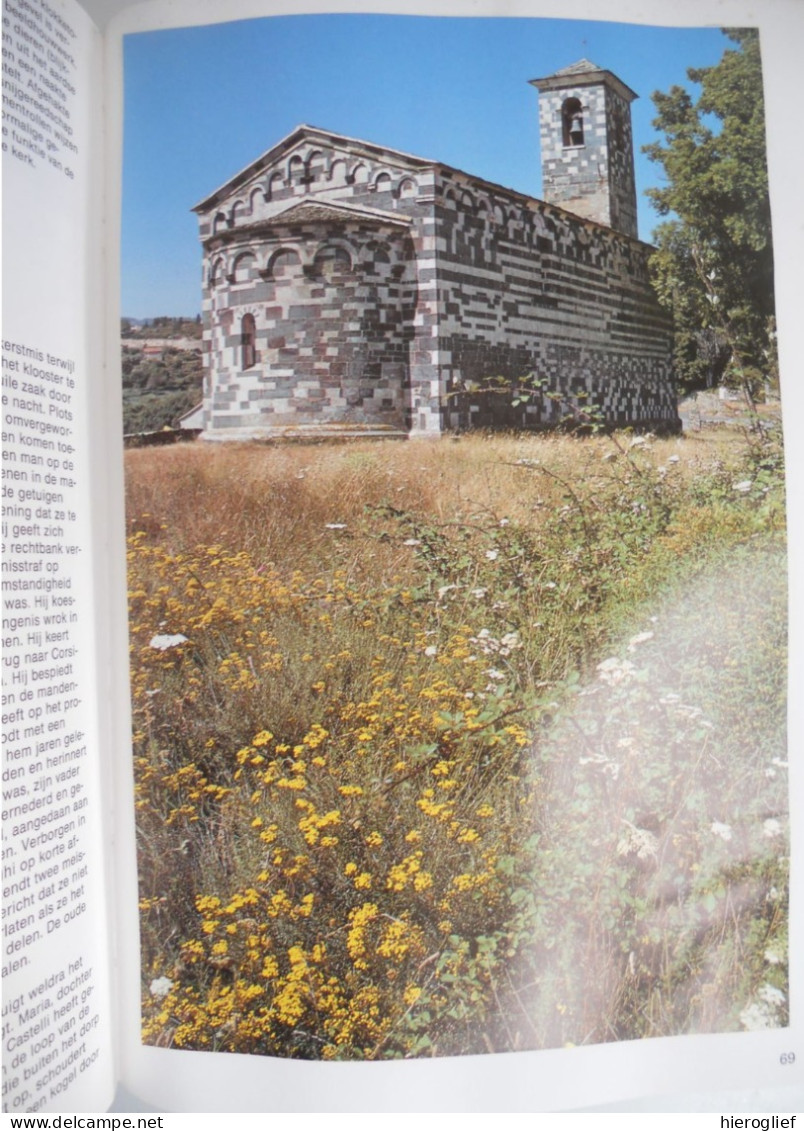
[{"xmin": 643, "ymin": 29, "xmax": 775, "ymax": 401}]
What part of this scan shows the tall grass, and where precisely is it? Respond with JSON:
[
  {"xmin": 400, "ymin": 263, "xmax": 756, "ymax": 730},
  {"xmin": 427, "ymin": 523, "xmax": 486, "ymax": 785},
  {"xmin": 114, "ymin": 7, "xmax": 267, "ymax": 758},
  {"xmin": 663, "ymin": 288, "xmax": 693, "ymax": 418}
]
[{"xmin": 127, "ymin": 427, "xmax": 788, "ymax": 1057}]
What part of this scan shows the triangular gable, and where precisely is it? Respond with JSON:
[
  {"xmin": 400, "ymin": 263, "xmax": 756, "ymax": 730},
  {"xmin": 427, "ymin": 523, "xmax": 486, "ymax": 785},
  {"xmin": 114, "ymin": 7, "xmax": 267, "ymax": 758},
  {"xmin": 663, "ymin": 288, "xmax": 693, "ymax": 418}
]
[{"xmin": 192, "ymin": 125, "xmax": 434, "ymax": 214}]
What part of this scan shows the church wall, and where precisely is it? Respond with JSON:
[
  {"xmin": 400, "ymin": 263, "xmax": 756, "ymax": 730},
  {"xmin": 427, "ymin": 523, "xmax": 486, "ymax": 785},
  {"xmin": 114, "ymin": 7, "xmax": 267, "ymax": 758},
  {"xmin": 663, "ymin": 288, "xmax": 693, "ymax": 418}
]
[
  {"xmin": 432, "ymin": 169, "xmax": 677, "ymax": 432},
  {"xmin": 198, "ymin": 140, "xmax": 441, "ymax": 436},
  {"xmin": 202, "ymin": 220, "xmax": 417, "ymax": 432}
]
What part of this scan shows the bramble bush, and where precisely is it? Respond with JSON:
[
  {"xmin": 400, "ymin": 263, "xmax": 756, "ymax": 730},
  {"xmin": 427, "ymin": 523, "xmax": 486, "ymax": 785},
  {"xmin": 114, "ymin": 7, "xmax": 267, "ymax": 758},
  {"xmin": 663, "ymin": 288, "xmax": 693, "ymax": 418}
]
[{"xmin": 127, "ymin": 426, "xmax": 787, "ymax": 1057}]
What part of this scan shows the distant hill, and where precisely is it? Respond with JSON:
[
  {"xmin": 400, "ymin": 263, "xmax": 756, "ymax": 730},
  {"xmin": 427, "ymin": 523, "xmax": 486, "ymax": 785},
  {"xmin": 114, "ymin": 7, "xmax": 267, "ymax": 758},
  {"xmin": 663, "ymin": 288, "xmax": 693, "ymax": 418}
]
[
  {"xmin": 122, "ymin": 315, "xmax": 202, "ymax": 340},
  {"xmin": 121, "ymin": 320, "xmax": 204, "ymax": 433}
]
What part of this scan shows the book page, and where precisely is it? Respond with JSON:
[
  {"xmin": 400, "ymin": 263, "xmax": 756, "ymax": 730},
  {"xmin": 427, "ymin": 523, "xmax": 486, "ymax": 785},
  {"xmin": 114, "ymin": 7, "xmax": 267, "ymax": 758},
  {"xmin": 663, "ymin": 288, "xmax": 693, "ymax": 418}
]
[
  {"xmin": 105, "ymin": 0, "xmax": 803, "ymax": 1112},
  {"xmin": 1, "ymin": 0, "xmax": 116, "ymax": 1113}
]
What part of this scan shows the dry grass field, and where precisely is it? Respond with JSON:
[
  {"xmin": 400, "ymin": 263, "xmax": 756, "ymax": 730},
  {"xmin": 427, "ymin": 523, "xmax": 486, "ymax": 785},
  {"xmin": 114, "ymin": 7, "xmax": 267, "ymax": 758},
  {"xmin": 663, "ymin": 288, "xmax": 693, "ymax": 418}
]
[{"xmin": 126, "ymin": 426, "xmax": 788, "ymax": 1058}]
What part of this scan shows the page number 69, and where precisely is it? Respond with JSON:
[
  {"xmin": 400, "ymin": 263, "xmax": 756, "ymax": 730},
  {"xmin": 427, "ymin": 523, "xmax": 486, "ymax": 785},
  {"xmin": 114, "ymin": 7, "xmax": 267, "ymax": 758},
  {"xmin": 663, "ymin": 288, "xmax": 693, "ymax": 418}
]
[{"xmin": 779, "ymin": 1052, "xmax": 796, "ymax": 1065}]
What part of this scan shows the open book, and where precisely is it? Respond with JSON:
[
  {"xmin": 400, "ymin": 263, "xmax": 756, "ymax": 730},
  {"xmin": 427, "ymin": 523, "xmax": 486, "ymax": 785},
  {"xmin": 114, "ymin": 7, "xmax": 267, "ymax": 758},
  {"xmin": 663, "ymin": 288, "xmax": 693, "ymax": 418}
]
[{"xmin": 2, "ymin": 0, "xmax": 803, "ymax": 1113}]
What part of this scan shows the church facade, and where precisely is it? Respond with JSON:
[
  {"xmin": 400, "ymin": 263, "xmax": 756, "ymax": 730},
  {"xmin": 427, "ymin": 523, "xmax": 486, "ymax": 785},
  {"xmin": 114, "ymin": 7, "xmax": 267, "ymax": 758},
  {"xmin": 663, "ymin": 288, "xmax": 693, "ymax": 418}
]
[{"xmin": 193, "ymin": 60, "xmax": 678, "ymax": 440}]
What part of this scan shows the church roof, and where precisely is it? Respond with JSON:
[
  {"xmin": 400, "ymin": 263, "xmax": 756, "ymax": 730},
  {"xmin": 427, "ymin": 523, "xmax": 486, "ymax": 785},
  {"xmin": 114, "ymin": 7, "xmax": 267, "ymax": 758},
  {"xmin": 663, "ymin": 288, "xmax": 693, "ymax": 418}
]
[
  {"xmin": 263, "ymin": 198, "xmax": 412, "ymax": 228},
  {"xmin": 554, "ymin": 58, "xmax": 605, "ymax": 75},
  {"xmin": 529, "ymin": 59, "xmax": 637, "ymax": 102},
  {"xmin": 202, "ymin": 197, "xmax": 413, "ymax": 245}
]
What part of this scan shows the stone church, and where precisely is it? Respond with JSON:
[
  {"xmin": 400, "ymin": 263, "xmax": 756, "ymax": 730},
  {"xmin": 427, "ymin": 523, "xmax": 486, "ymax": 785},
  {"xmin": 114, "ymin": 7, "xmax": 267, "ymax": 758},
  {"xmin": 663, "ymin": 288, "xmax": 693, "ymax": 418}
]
[{"xmin": 193, "ymin": 60, "xmax": 678, "ymax": 440}]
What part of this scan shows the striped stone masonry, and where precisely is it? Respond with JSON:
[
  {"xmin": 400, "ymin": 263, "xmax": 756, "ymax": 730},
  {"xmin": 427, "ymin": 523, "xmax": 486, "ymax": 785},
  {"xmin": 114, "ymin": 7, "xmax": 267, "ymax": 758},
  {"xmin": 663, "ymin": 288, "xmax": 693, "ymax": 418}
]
[{"xmin": 193, "ymin": 63, "xmax": 678, "ymax": 440}]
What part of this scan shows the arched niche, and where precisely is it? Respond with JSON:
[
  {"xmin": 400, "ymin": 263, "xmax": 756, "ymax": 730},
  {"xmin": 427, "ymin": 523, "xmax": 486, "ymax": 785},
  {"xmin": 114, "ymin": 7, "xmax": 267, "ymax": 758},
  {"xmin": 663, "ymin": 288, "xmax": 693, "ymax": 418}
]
[
  {"xmin": 313, "ymin": 244, "xmax": 353, "ymax": 278},
  {"xmin": 209, "ymin": 256, "xmax": 227, "ymax": 287},
  {"xmin": 562, "ymin": 97, "xmax": 584, "ymax": 147},
  {"xmin": 267, "ymin": 247, "xmax": 304, "ymax": 280},
  {"xmin": 266, "ymin": 171, "xmax": 284, "ymax": 200},
  {"xmin": 306, "ymin": 150, "xmax": 326, "ymax": 183},
  {"xmin": 232, "ymin": 251, "xmax": 258, "ymax": 283},
  {"xmin": 329, "ymin": 159, "xmax": 348, "ymax": 187},
  {"xmin": 288, "ymin": 154, "xmax": 305, "ymax": 186},
  {"xmin": 373, "ymin": 171, "xmax": 392, "ymax": 194},
  {"xmin": 361, "ymin": 242, "xmax": 393, "ymax": 276}
]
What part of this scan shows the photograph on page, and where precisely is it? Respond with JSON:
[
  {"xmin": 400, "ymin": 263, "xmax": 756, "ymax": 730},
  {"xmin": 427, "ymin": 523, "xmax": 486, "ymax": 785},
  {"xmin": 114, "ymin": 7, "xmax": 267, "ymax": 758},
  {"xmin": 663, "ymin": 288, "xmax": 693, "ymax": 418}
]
[{"xmin": 119, "ymin": 12, "xmax": 789, "ymax": 1064}]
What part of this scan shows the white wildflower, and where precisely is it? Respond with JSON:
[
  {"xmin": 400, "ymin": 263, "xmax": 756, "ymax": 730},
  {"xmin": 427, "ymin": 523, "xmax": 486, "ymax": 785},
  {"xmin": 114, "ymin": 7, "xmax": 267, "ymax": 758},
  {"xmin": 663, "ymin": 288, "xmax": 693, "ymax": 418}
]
[
  {"xmin": 763, "ymin": 818, "xmax": 783, "ymax": 839},
  {"xmin": 499, "ymin": 518, "xmax": 510, "ymax": 527},
  {"xmin": 758, "ymin": 983, "xmax": 786, "ymax": 1007},
  {"xmin": 149, "ymin": 977, "xmax": 174, "ymax": 999},
  {"xmin": 424, "ymin": 645, "xmax": 438, "ymax": 658},
  {"xmin": 403, "ymin": 538, "xmax": 422, "ymax": 547},
  {"xmin": 485, "ymin": 549, "xmax": 499, "ymax": 561},
  {"xmin": 596, "ymin": 656, "xmax": 636, "ymax": 686},
  {"xmin": 470, "ymin": 588, "xmax": 487, "ymax": 599},
  {"xmin": 710, "ymin": 821, "xmax": 733, "ymax": 841},
  {"xmin": 627, "ymin": 631, "xmax": 654, "ymax": 652},
  {"xmin": 149, "ymin": 634, "xmax": 188, "ymax": 651},
  {"xmin": 739, "ymin": 1001, "xmax": 776, "ymax": 1031},
  {"xmin": 667, "ymin": 454, "xmax": 680, "ymax": 464},
  {"xmin": 485, "ymin": 668, "xmax": 505, "ymax": 681},
  {"xmin": 617, "ymin": 821, "xmax": 658, "ymax": 861},
  {"xmin": 764, "ymin": 948, "xmax": 783, "ymax": 966}
]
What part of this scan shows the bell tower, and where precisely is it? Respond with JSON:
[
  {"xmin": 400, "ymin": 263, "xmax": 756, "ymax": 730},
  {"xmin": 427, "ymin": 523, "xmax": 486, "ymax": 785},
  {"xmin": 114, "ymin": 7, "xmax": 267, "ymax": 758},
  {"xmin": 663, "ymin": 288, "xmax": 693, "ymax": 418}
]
[{"xmin": 530, "ymin": 59, "xmax": 639, "ymax": 239}]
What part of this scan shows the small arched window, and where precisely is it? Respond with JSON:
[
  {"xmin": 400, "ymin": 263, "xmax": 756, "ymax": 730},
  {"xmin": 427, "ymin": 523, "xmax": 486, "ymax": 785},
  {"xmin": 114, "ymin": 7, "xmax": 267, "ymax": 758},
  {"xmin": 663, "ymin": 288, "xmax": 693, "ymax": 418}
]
[
  {"xmin": 562, "ymin": 97, "xmax": 584, "ymax": 147},
  {"xmin": 241, "ymin": 313, "xmax": 257, "ymax": 370}
]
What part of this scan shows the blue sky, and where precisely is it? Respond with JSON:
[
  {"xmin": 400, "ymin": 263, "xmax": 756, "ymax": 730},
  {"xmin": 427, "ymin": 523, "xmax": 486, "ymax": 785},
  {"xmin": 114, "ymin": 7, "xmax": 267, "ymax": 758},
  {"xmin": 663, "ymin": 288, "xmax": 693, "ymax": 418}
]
[{"xmin": 121, "ymin": 14, "xmax": 736, "ymax": 318}]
